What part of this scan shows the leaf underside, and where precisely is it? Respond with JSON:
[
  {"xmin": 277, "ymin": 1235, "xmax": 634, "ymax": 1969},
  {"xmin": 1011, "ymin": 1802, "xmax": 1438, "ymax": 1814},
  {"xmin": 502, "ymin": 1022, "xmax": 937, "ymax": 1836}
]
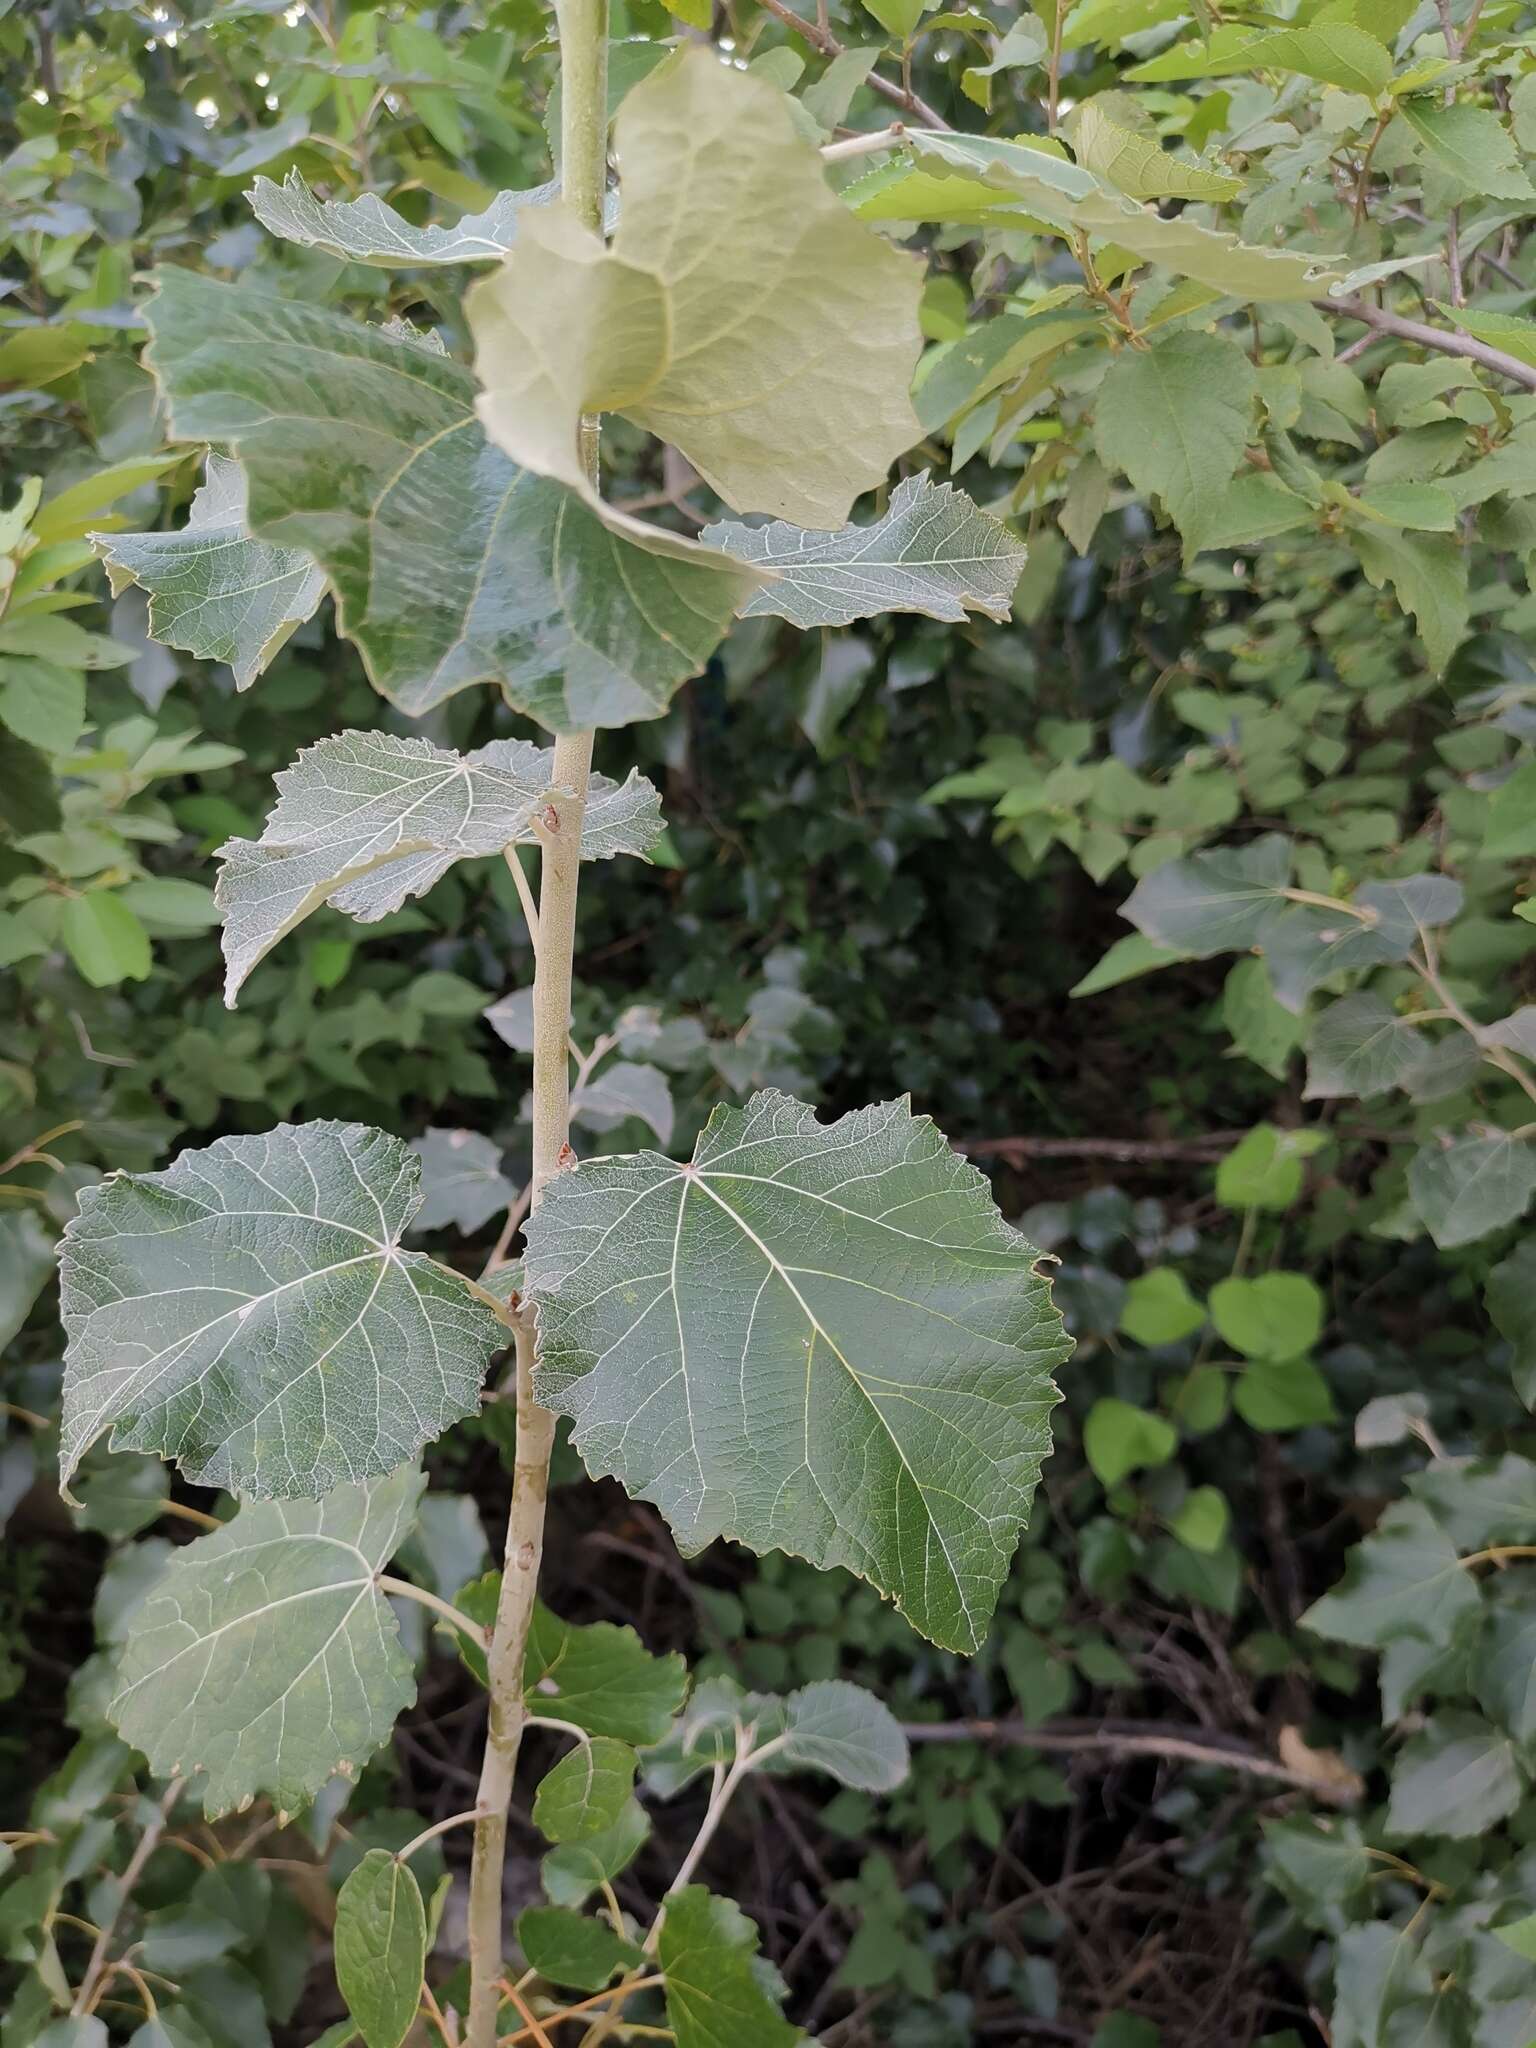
[
  {"xmin": 109, "ymin": 1467, "xmax": 422, "ymax": 1818},
  {"xmin": 140, "ymin": 267, "xmax": 751, "ymax": 733},
  {"xmin": 249, "ymin": 167, "xmax": 558, "ymax": 266},
  {"xmin": 94, "ymin": 452, "xmax": 325, "ymax": 690},
  {"xmin": 468, "ymin": 46, "xmax": 922, "ymax": 530},
  {"xmin": 216, "ymin": 729, "xmax": 662, "ymax": 1003},
  {"xmin": 702, "ymin": 472, "xmax": 1028, "ymax": 628}
]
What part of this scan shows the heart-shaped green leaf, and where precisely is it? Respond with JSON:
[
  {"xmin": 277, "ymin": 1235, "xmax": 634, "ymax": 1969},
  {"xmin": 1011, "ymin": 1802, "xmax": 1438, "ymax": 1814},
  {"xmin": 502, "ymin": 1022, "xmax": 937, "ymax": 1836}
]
[
  {"xmin": 109, "ymin": 1467, "xmax": 422, "ymax": 1817},
  {"xmin": 59, "ymin": 1120, "xmax": 505, "ymax": 1498},
  {"xmin": 523, "ymin": 1089, "xmax": 1070, "ymax": 1653}
]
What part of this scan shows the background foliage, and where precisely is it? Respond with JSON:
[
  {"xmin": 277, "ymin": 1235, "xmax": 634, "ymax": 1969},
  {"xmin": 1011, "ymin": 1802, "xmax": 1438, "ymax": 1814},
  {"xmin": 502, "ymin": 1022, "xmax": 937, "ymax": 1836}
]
[{"xmin": 6, "ymin": 0, "xmax": 1536, "ymax": 2043}]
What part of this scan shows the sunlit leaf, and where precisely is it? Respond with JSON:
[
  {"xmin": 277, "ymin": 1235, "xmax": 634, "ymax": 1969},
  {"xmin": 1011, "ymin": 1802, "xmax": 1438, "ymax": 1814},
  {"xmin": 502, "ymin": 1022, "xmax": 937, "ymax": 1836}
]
[
  {"xmin": 142, "ymin": 268, "xmax": 751, "ymax": 732},
  {"xmin": 249, "ymin": 168, "xmax": 557, "ymax": 265},
  {"xmin": 703, "ymin": 473, "xmax": 1027, "ymax": 627},
  {"xmin": 93, "ymin": 455, "xmax": 325, "ymax": 691},
  {"xmin": 469, "ymin": 48, "xmax": 922, "ymax": 527}
]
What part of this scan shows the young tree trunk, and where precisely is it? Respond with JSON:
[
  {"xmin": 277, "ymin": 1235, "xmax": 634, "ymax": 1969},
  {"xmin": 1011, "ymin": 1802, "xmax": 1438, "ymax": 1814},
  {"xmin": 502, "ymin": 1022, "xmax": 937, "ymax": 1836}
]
[{"xmin": 462, "ymin": 4, "xmax": 609, "ymax": 2038}]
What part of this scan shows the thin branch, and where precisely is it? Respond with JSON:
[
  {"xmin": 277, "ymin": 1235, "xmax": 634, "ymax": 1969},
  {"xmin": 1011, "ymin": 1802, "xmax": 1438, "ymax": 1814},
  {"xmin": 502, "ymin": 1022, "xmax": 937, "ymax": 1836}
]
[
  {"xmin": 396, "ymin": 1808, "xmax": 486, "ymax": 1864},
  {"xmin": 71, "ymin": 1781, "xmax": 180, "ymax": 2016},
  {"xmin": 504, "ymin": 846, "xmax": 541, "ymax": 951},
  {"xmin": 481, "ymin": 1179, "xmax": 534, "ymax": 1281},
  {"xmin": 158, "ymin": 1499, "xmax": 220, "ymax": 1532},
  {"xmin": 904, "ymin": 1718, "xmax": 1361, "ymax": 1803},
  {"xmin": 1410, "ymin": 940, "xmax": 1536, "ymax": 1111},
  {"xmin": 957, "ymin": 1133, "xmax": 1239, "ymax": 1163},
  {"xmin": 752, "ymin": 0, "xmax": 946, "ymax": 128},
  {"xmin": 377, "ymin": 1576, "xmax": 490, "ymax": 1645},
  {"xmin": 525, "ymin": 1714, "xmax": 595, "ymax": 1744},
  {"xmin": 1324, "ymin": 295, "xmax": 1536, "ymax": 394},
  {"xmin": 820, "ymin": 122, "xmax": 906, "ymax": 161}
]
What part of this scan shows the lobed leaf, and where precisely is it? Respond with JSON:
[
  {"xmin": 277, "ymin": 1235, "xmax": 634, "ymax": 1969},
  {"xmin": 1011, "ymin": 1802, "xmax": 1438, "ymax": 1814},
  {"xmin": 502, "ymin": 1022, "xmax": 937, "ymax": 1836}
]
[
  {"xmin": 109, "ymin": 1469, "xmax": 422, "ymax": 1818},
  {"xmin": 58, "ymin": 1120, "xmax": 505, "ymax": 1499},
  {"xmin": 141, "ymin": 268, "xmax": 752, "ymax": 732},
  {"xmin": 93, "ymin": 454, "xmax": 325, "ymax": 691},
  {"xmin": 214, "ymin": 730, "xmax": 662, "ymax": 1003},
  {"xmin": 249, "ymin": 167, "xmax": 558, "ymax": 266},
  {"xmin": 658, "ymin": 1887, "xmax": 797, "ymax": 2048},
  {"xmin": 702, "ymin": 473, "xmax": 1027, "ymax": 628},
  {"xmin": 523, "ymin": 1089, "xmax": 1071, "ymax": 1654}
]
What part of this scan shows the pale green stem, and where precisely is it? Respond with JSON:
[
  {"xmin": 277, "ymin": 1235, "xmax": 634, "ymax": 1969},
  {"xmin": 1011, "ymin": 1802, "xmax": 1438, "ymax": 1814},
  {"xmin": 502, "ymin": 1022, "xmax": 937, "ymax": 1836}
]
[{"xmin": 462, "ymin": 0, "xmax": 608, "ymax": 2037}]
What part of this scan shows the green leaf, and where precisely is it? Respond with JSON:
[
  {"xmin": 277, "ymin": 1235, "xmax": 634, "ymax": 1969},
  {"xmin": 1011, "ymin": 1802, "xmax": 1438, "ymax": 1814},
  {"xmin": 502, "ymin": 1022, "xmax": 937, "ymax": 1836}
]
[
  {"xmin": 142, "ymin": 268, "xmax": 749, "ymax": 733},
  {"xmin": 1302, "ymin": 1500, "xmax": 1481, "ymax": 1650},
  {"xmin": 1069, "ymin": 102, "xmax": 1242, "ymax": 200},
  {"xmin": 658, "ymin": 1887, "xmax": 797, "ymax": 2048},
  {"xmin": 1222, "ymin": 957, "xmax": 1306, "ymax": 1079},
  {"xmin": 469, "ymin": 49, "xmax": 921, "ymax": 528},
  {"xmin": 1303, "ymin": 994, "xmax": 1429, "ymax": 1100},
  {"xmin": 1485, "ymin": 759, "xmax": 1536, "ymax": 859},
  {"xmin": 701, "ymin": 474, "xmax": 1027, "ymax": 628},
  {"xmin": 1410, "ymin": 1453, "xmax": 1536, "ymax": 1552},
  {"xmin": 1170, "ymin": 1485, "xmax": 1229, "ymax": 1553},
  {"xmin": 523, "ymin": 1090, "xmax": 1071, "ymax": 1654},
  {"xmin": 1233, "ymin": 1355, "xmax": 1335, "ymax": 1430},
  {"xmin": 1348, "ymin": 518, "xmax": 1468, "ymax": 672},
  {"xmin": 215, "ymin": 731, "xmax": 662, "ymax": 1004},
  {"xmin": 1263, "ymin": 876, "xmax": 1462, "ymax": 1011},
  {"xmin": 1476, "ymin": 1596, "xmax": 1536, "ymax": 1742},
  {"xmin": 0, "ymin": 658, "xmax": 85, "ymax": 756},
  {"xmin": 0, "ymin": 1209, "xmax": 55, "ymax": 1352},
  {"xmin": 1121, "ymin": 834, "xmax": 1291, "ymax": 957},
  {"xmin": 1399, "ymin": 99, "xmax": 1534, "ymax": 200},
  {"xmin": 408, "ymin": 1130, "xmax": 516, "ymax": 1237},
  {"xmin": 1408, "ymin": 1131, "xmax": 1536, "ymax": 1248},
  {"xmin": 1069, "ymin": 931, "xmax": 1184, "ymax": 997},
  {"xmin": 1492, "ymin": 1909, "xmax": 1536, "ymax": 1962},
  {"xmin": 1119, "ymin": 1268, "xmax": 1206, "ymax": 1346},
  {"xmin": 60, "ymin": 894, "xmax": 152, "ymax": 989},
  {"xmin": 515, "ymin": 1906, "xmax": 641, "ymax": 1992},
  {"xmin": 94, "ymin": 455, "xmax": 326, "ymax": 691},
  {"xmin": 572, "ymin": 1060, "xmax": 676, "ymax": 1149},
  {"xmin": 1083, "ymin": 1397, "xmax": 1177, "ymax": 1486},
  {"xmin": 1210, "ymin": 1273, "xmax": 1323, "ymax": 1361},
  {"xmin": 1128, "ymin": 22, "xmax": 1393, "ymax": 96},
  {"xmin": 645, "ymin": 1675, "xmax": 907, "ymax": 1794},
  {"xmin": 776, "ymin": 1678, "xmax": 910, "ymax": 1790},
  {"xmin": 903, "ymin": 133, "xmax": 1339, "ymax": 300},
  {"xmin": 542, "ymin": 1801, "xmax": 651, "ymax": 1908},
  {"xmin": 108, "ymin": 1469, "xmax": 422, "ymax": 1818},
  {"xmin": 533, "ymin": 1738, "xmax": 639, "ymax": 1843},
  {"xmin": 58, "ymin": 1119, "xmax": 505, "ymax": 1498},
  {"xmin": 1385, "ymin": 1712, "xmax": 1524, "ymax": 1838},
  {"xmin": 334, "ymin": 1849, "xmax": 426, "ymax": 2048},
  {"xmin": 1096, "ymin": 330, "xmax": 1256, "ymax": 558},
  {"xmin": 1487, "ymin": 1242, "xmax": 1536, "ymax": 1405},
  {"xmin": 248, "ymin": 168, "xmax": 557, "ymax": 265},
  {"xmin": 31, "ymin": 454, "xmax": 185, "ymax": 546},
  {"xmin": 1437, "ymin": 302, "xmax": 1536, "ymax": 371},
  {"xmin": 1215, "ymin": 1124, "xmax": 1328, "ymax": 1211},
  {"xmin": 461, "ymin": 1602, "xmax": 690, "ymax": 1745}
]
